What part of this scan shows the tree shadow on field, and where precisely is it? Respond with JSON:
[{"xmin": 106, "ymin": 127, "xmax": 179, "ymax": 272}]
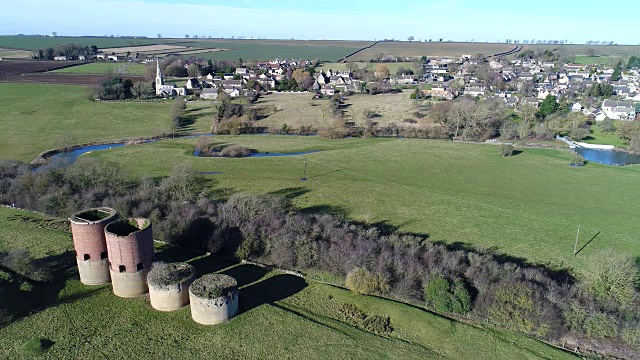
[
  {"xmin": 0, "ymin": 251, "xmax": 103, "ymax": 327},
  {"xmin": 188, "ymin": 254, "xmax": 238, "ymax": 276},
  {"xmin": 268, "ymin": 187, "xmax": 309, "ymax": 200},
  {"xmin": 301, "ymin": 204, "xmax": 349, "ymax": 218},
  {"xmin": 239, "ymin": 274, "xmax": 307, "ymax": 314},
  {"xmin": 155, "ymin": 246, "xmax": 203, "ymax": 263},
  {"xmin": 220, "ymin": 264, "xmax": 267, "ymax": 287}
]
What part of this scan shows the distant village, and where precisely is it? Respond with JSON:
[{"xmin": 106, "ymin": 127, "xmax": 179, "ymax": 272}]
[{"xmin": 53, "ymin": 46, "xmax": 640, "ymax": 122}]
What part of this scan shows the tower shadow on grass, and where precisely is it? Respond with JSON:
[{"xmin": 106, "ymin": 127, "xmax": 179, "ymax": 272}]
[
  {"xmin": 188, "ymin": 254, "xmax": 238, "ymax": 276},
  {"xmin": 238, "ymin": 274, "xmax": 307, "ymax": 314},
  {"xmin": 220, "ymin": 264, "xmax": 267, "ymax": 287}
]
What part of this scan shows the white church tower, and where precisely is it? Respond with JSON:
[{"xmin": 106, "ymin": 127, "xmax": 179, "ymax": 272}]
[{"xmin": 155, "ymin": 59, "xmax": 164, "ymax": 95}]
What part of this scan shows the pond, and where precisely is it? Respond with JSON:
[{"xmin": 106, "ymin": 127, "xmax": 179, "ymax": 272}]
[{"xmin": 574, "ymin": 147, "xmax": 640, "ymax": 166}]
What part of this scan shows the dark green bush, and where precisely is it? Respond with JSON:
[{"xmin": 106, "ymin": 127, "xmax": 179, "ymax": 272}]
[
  {"xmin": 363, "ymin": 315, "xmax": 393, "ymax": 335},
  {"xmin": 500, "ymin": 143, "xmax": 514, "ymax": 157},
  {"xmin": 424, "ymin": 275, "xmax": 471, "ymax": 314},
  {"xmin": 335, "ymin": 302, "xmax": 393, "ymax": 335}
]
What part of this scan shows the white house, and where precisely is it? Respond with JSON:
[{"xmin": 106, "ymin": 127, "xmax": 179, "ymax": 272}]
[
  {"xmin": 571, "ymin": 103, "xmax": 583, "ymax": 112},
  {"xmin": 53, "ymin": 56, "xmax": 67, "ymax": 61},
  {"xmin": 602, "ymin": 99, "xmax": 636, "ymax": 120},
  {"xmin": 465, "ymin": 86, "xmax": 485, "ymax": 97},
  {"xmin": 201, "ymin": 88, "xmax": 218, "ymax": 100},
  {"xmin": 185, "ymin": 78, "xmax": 200, "ymax": 90},
  {"xmin": 320, "ymin": 85, "xmax": 335, "ymax": 96}
]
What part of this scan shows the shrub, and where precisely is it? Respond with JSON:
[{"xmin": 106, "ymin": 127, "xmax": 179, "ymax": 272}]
[
  {"xmin": 583, "ymin": 312, "xmax": 619, "ymax": 339},
  {"xmin": 500, "ymin": 143, "xmax": 514, "ymax": 157},
  {"xmin": 622, "ymin": 324, "xmax": 640, "ymax": 348},
  {"xmin": 484, "ymin": 281, "xmax": 558, "ymax": 337},
  {"xmin": 345, "ymin": 267, "xmax": 389, "ymax": 295},
  {"xmin": 570, "ymin": 152, "xmax": 585, "ymax": 166},
  {"xmin": 335, "ymin": 302, "xmax": 393, "ymax": 335},
  {"xmin": 424, "ymin": 274, "xmax": 451, "ymax": 312},
  {"xmin": 450, "ymin": 279, "xmax": 472, "ymax": 314},
  {"xmin": 219, "ymin": 146, "xmax": 252, "ymax": 158},
  {"xmin": 581, "ymin": 250, "xmax": 637, "ymax": 308},
  {"xmin": 424, "ymin": 275, "xmax": 471, "ymax": 314},
  {"xmin": 363, "ymin": 315, "xmax": 393, "ymax": 335},
  {"xmin": 336, "ymin": 303, "xmax": 367, "ymax": 323}
]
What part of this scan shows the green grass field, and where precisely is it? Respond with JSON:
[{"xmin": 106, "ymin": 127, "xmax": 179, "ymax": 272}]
[
  {"xmin": 83, "ymin": 136, "xmax": 640, "ymax": 275},
  {"xmin": 574, "ymin": 56, "xmax": 624, "ymax": 66},
  {"xmin": 584, "ymin": 125, "xmax": 627, "ymax": 147},
  {"xmin": 0, "ymin": 207, "xmax": 575, "ymax": 359},
  {"xmin": 0, "ymin": 36, "xmax": 165, "ymax": 51},
  {"xmin": 51, "ymin": 62, "xmax": 146, "ymax": 75},
  {"xmin": 0, "ymin": 83, "xmax": 172, "ymax": 162},
  {"xmin": 525, "ymin": 44, "xmax": 640, "ymax": 57}
]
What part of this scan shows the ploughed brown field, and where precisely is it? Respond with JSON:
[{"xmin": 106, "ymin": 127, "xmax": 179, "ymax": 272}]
[{"xmin": 0, "ymin": 61, "xmax": 145, "ymax": 85}]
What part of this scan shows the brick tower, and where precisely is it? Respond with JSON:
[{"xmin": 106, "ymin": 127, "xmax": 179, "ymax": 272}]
[
  {"xmin": 68, "ymin": 208, "xmax": 118, "ymax": 285},
  {"xmin": 104, "ymin": 218, "xmax": 155, "ymax": 298}
]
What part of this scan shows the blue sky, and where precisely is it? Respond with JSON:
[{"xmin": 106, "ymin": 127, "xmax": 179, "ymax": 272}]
[{"xmin": 1, "ymin": 0, "xmax": 639, "ymax": 44}]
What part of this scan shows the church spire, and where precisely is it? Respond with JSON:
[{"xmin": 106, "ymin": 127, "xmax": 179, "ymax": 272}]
[{"xmin": 155, "ymin": 59, "xmax": 163, "ymax": 86}]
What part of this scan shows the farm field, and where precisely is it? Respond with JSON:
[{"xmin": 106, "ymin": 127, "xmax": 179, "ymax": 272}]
[
  {"xmin": 0, "ymin": 48, "xmax": 32, "ymax": 59},
  {"xmin": 173, "ymin": 39, "xmax": 368, "ymax": 61},
  {"xmin": 524, "ymin": 44, "xmax": 640, "ymax": 57},
  {"xmin": 85, "ymin": 135, "xmax": 640, "ymax": 274},
  {"xmin": 0, "ymin": 83, "xmax": 171, "ymax": 162},
  {"xmin": 0, "ymin": 36, "xmax": 167, "ymax": 51},
  {"xmin": 346, "ymin": 42, "xmax": 516, "ymax": 61},
  {"xmin": 0, "ymin": 207, "xmax": 575, "ymax": 360},
  {"xmin": 99, "ymin": 44, "xmax": 188, "ymax": 55},
  {"xmin": 0, "ymin": 60, "xmax": 144, "ymax": 85},
  {"xmin": 51, "ymin": 62, "xmax": 146, "ymax": 75},
  {"xmin": 318, "ymin": 61, "xmax": 417, "ymax": 74}
]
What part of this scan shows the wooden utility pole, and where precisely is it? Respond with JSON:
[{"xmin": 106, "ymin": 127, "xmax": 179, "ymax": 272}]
[
  {"xmin": 301, "ymin": 159, "xmax": 307, "ymax": 180},
  {"xmin": 573, "ymin": 225, "xmax": 581, "ymax": 256}
]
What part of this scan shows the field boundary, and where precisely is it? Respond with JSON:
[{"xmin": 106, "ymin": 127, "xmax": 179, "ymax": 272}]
[{"xmin": 339, "ymin": 41, "xmax": 378, "ymax": 62}]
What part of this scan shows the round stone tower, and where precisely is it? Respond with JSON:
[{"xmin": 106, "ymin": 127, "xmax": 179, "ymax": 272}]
[
  {"xmin": 104, "ymin": 218, "xmax": 154, "ymax": 298},
  {"xmin": 68, "ymin": 207, "xmax": 118, "ymax": 285},
  {"xmin": 189, "ymin": 274, "xmax": 239, "ymax": 325},
  {"xmin": 147, "ymin": 262, "xmax": 196, "ymax": 311}
]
